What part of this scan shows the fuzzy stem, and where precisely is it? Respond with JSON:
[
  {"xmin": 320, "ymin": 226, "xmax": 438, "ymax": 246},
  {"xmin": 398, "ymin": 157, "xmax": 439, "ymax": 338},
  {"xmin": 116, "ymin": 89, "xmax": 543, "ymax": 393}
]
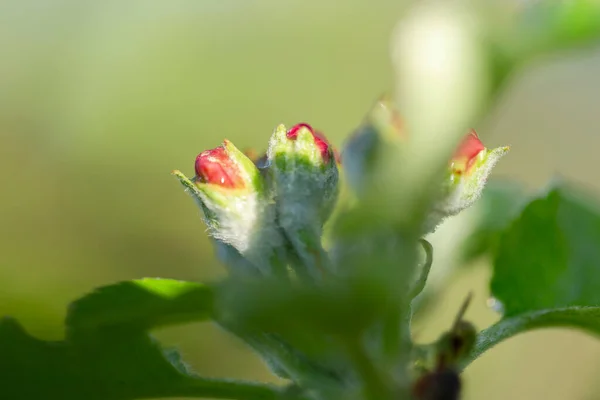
[
  {"xmin": 344, "ymin": 337, "xmax": 392, "ymax": 400},
  {"xmin": 409, "ymin": 239, "xmax": 434, "ymax": 300}
]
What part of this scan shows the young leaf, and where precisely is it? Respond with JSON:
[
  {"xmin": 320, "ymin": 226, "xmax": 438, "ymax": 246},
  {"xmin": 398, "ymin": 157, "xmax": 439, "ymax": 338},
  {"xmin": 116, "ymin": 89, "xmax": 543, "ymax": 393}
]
[
  {"xmin": 463, "ymin": 184, "xmax": 600, "ymax": 368},
  {"xmin": 67, "ymin": 278, "xmax": 214, "ymax": 332},
  {"xmin": 0, "ymin": 279, "xmax": 288, "ymax": 400},
  {"xmin": 216, "ymin": 278, "xmax": 391, "ymax": 339}
]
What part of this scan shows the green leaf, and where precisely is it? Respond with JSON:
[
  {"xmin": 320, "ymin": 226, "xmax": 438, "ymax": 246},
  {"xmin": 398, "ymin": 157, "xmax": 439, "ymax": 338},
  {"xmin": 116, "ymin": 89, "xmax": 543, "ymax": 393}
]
[
  {"xmin": 0, "ymin": 278, "xmax": 287, "ymax": 400},
  {"xmin": 216, "ymin": 278, "xmax": 390, "ymax": 339},
  {"xmin": 215, "ymin": 277, "xmax": 411, "ymax": 397},
  {"xmin": 460, "ymin": 180, "xmax": 527, "ymax": 264},
  {"xmin": 492, "ymin": 186, "xmax": 600, "ymax": 315},
  {"xmin": 463, "ymin": 184, "xmax": 600, "ymax": 368},
  {"xmin": 214, "ymin": 276, "xmax": 400, "ymax": 369},
  {"xmin": 67, "ymin": 278, "xmax": 213, "ymax": 332}
]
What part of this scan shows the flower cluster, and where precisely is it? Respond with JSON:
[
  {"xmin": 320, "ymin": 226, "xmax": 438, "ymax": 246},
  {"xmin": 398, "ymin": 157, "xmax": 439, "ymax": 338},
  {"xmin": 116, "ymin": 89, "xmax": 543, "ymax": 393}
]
[
  {"xmin": 173, "ymin": 122, "xmax": 339, "ymax": 278},
  {"xmin": 173, "ymin": 97, "xmax": 507, "ymax": 277},
  {"xmin": 343, "ymin": 97, "xmax": 509, "ymax": 233}
]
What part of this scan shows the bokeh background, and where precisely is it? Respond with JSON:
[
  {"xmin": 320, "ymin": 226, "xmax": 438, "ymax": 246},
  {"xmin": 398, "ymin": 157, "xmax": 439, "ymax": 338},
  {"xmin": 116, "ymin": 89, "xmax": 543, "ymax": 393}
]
[{"xmin": 2, "ymin": 1, "xmax": 600, "ymax": 399}]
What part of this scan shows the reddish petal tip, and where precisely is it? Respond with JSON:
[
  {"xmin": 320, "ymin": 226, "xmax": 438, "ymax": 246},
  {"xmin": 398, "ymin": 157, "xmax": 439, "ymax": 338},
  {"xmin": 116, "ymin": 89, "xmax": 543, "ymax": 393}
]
[
  {"xmin": 286, "ymin": 123, "xmax": 315, "ymax": 139},
  {"xmin": 286, "ymin": 123, "xmax": 332, "ymax": 163},
  {"xmin": 452, "ymin": 129, "xmax": 485, "ymax": 173},
  {"xmin": 454, "ymin": 130, "xmax": 484, "ymax": 158},
  {"xmin": 195, "ymin": 145, "xmax": 245, "ymax": 188},
  {"xmin": 313, "ymin": 130, "xmax": 332, "ymax": 163}
]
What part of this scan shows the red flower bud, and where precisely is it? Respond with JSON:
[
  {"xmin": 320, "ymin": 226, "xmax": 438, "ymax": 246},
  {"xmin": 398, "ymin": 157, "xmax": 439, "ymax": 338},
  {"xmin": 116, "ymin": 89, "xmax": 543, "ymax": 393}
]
[
  {"xmin": 175, "ymin": 138, "xmax": 283, "ymax": 276},
  {"xmin": 451, "ymin": 130, "xmax": 485, "ymax": 175},
  {"xmin": 195, "ymin": 141, "xmax": 245, "ymax": 188},
  {"xmin": 286, "ymin": 123, "xmax": 332, "ymax": 163}
]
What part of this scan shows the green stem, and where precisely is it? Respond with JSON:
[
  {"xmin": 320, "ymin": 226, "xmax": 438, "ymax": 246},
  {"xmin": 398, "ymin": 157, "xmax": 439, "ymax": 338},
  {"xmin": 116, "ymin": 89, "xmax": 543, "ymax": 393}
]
[
  {"xmin": 344, "ymin": 338, "xmax": 391, "ymax": 400},
  {"xmin": 408, "ymin": 239, "xmax": 433, "ymax": 300},
  {"xmin": 217, "ymin": 321, "xmax": 342, "ymax": 391},
  {"xmin": 381, "ymin": 307, "xmax": 401, "ymax": 363}
]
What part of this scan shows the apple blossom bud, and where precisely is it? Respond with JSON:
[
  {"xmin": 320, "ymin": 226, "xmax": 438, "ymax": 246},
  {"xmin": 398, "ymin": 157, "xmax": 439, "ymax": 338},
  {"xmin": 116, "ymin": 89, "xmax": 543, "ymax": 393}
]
[
  {"xmin": 341, "ymin": 96, "xmax": 405, "ymax": 197},
  {"xmin": 173, "ymin": 140, "xmax": 287, "ymax": 277},
  {"xmin": 425, "ymin": 130, "xmax": 509, "ymax": 233},
  {"xmin": 267, "ymin": 123, "xmax": 339, "ymax": 279}
]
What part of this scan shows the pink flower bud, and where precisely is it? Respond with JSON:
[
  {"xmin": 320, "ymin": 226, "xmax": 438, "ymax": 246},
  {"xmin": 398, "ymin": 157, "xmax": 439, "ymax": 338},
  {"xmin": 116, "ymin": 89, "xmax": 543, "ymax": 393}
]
[
  {"xmin": 424, "ymin": 130, "xmax": 509, "ymax": 233},
  {"xmin": 286, "ymin": 123, "xmax": 332, "ymax": 164},
  {"xmin": 267, "ymin": 122, "xmax": 340, "ymax": 279},
  {"xmin": 175, "ymin": 139, "xmax": 285, "ymax": 276},
  {"xmin": 194, "ymin": 140, "xmax": 246, "ymax": 189},
  {"xmin": 450, "ymin": 130, "xmax": 486, "ymax": 175}
]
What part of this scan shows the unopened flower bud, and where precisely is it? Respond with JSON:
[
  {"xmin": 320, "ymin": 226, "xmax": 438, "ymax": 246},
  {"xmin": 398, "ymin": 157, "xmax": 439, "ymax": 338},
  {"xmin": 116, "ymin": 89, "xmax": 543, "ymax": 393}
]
[
  {"xmin": 425, "ymin": 130, "xmax": 509, "ymax": 232},
  {"xmin": 341, "ymin": 96, "xmax": 405, "ymax": 197},
  {"xmin": 412, "ymin": 368, "xmax": 461, "ymax": 400},
  {"xmin": 342, "ymin": 97, "xmax": 508, "ymax": 233},
  {"xmin": 267, "ymin": 123, "xmax": 339, "ymax": 279},
  {"xmin": 173, "ymin": 140, "xmax": 287, "ymax": 276},
  {"xmin": 436, "ymin": 320, "xmax": 477, "ymax": 367}
]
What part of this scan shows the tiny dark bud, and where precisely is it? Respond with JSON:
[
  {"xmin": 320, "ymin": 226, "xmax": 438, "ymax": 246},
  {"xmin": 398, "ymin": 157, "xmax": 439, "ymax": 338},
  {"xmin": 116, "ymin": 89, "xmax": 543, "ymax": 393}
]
[
  {"xmin": 451, "ymin": 321, "xmax": 476, "ymax": 360},
  {"xmin": 412, "ymin": 369, "xmax": 461, "ymax": 400}
]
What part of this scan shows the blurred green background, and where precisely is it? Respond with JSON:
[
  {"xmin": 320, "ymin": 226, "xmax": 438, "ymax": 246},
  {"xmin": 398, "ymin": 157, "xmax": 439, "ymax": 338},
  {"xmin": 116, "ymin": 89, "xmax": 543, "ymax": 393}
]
[{"xmin": 2, "ymin": 1, "xmax": 600, "ymax": 399}]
